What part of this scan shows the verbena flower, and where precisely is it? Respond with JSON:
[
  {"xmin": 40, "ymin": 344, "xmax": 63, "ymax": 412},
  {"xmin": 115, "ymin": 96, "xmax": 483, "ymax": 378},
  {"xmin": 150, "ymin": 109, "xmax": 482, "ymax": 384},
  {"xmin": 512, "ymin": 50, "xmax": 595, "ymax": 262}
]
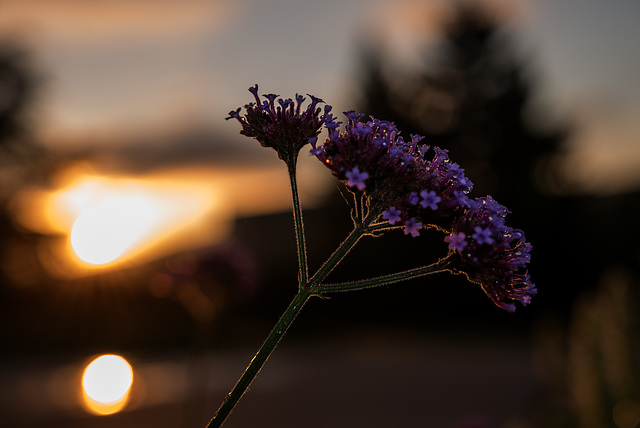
[
  {"xmin": 312, "ymin": 111, "xmax": 474, "ymax": 235},
  {"xmin": 226, "ymin": 84, "xmax": 327, "ymax": 164},
  {"xmin": 345, "ymin": 166, "xmax": 369, "ymax": 191},
  {"xmin": 444, "ymin": 232, "xmax": 467, "ymax": 252},
  {"xmin": 403, "ymin": 217, "xmax": 423, "ymax": 237},
  {"xmin": 381, "ymin": 206, "xmax": 402, "ymax": 225},
  {"xmin": 446, "ymin": 197, "xmax": 537, "ymax": 312}
]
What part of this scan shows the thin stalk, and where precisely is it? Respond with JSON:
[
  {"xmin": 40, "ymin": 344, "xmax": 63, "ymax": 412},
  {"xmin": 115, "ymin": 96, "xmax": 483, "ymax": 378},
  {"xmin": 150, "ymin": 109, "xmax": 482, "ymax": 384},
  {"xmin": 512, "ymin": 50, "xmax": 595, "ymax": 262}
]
[
  {"xmin": 206, "ymin": 288, "xmax": 312, "ymax": 428},
  {"xmin": 206, "ymin": 197, "xmax": 382, "ymax": 427},
  {"xmin": 287, "ymin": 159, "xmax": 308, "ymax": 285},
  {"xmin": 307, "ymin": 207, "xmax": 379, "ymax": 291},
  {"xmin": 316, "ymin": 256, "xmax": 453, "ymax": 293},
  {"xmin": 206, "ymin": 210, "xmax": 376, "ymax": 427}
]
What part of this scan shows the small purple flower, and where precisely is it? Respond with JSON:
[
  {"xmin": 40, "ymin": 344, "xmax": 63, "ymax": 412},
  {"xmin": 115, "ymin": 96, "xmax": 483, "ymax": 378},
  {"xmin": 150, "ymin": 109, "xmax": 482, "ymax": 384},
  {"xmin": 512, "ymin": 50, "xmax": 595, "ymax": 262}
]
[
  {"xmin": 472, "ymin": 226, "xmax": 494, "ymax": 245},
  {"xmin": 419, "ymin": 190, "xmax": 441, "ymax": 211},
  {"xmin": 403, "ymin": 217, "xmax": 423, "ymax": 238},
  {"xmin": 382, "ymin": 206, "xmax": 402, "ymax": 225},
  {"xmin": 345, "ymin": 166, "xmax": 369, "ymax": 191},
  {"xmin": 445, "ymin": 232, "xmax": 467, "ymax": 252},
  {"xmin": 226, "ymin": 84, "xmax": 327, "ymax": 164}
]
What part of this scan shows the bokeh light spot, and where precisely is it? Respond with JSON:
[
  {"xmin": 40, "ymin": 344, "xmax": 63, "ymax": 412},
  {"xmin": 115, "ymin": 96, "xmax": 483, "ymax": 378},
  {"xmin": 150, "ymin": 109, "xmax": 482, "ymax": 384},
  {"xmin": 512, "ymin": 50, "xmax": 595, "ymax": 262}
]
[
  {"xmin": 613, "ymin": 399, "xmax": 640, "ymax": 428},
  {"xmin": 82, "ymin": 354, "xmax": 134, "ymax": 415}
]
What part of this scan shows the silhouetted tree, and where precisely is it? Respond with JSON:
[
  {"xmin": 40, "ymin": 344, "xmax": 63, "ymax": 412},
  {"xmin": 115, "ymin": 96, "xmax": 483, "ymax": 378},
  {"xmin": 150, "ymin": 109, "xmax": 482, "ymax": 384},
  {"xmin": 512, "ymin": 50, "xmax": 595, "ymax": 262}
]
[
  {"xmin": 354, "ymin": 3, "xmax": 597, "ymax": 314},
  {"xmin": 0, "ymin": 42, "xmax": 43, "ymax": 202},
  {"xmin": 359, "ymin": 4, "xmax": 566, "ymax": 219}
]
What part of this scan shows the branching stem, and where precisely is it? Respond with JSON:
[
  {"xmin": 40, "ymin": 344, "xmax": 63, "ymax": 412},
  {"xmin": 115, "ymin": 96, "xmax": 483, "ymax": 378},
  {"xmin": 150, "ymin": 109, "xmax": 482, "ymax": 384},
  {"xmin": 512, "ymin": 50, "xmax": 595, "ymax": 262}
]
[
  {"xmin": 316, "ymin": 255, "xmax": 452, "ymax": 293},
  {"xmin": 206, "ymin": 182, "xmax": 444, "ymax": 428}
]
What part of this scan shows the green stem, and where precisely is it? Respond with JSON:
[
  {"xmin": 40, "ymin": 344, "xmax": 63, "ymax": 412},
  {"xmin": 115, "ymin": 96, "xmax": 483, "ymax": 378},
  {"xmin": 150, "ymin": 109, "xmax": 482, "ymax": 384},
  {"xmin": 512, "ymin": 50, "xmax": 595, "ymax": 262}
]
[
  {"xmin": 206, "ymin": 210, "xmax": 376, "ymax": 427},
  {"xmin": 206, "ymin": 288, "xmax": 312, "ymax": 428},
  {"xmin": 316, "ymin": 255, "xmax": 453, "ymax": 293},
  {"xmin": 206, "ymin": 199, "xmax": 382, "ymax": 427},
  {"xmin": 307, "ymin": 207, "xmax": 379, "ymax": 291},
  {"xmin": 287, "ymin": 160, "xmax": 308, "ymax": 285}
]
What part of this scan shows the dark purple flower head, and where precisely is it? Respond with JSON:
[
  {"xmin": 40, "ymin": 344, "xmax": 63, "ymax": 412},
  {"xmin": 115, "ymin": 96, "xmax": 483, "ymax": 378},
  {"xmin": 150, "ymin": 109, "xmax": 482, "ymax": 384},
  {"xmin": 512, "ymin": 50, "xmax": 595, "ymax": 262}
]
[
  {"xmin": 312, "ymin": 111, "xmax": 415, "ymax": 205},
  {"xmin": 392, "ymin": 147, "xmax": 475, "ymax": 232},
  {"xmin": 312, "ymin": 111, "xmax": 474, "ymax": 235},
  {"xmin": 227, "ymin": 84, "xmax": 327, "ymax": 164},
  {"xmin": 446, "ymin": 197, "xmax": 536, "ymax": 312}
]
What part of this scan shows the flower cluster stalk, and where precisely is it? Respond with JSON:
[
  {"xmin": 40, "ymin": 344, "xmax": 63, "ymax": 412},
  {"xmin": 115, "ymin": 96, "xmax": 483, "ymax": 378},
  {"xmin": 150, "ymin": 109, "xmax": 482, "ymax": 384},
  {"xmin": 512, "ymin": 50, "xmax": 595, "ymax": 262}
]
[
  {"xmin": 207, "ymin": 181, "xmax": 376, "ymax": 427},
  {"xmin": 287, "ymin": 159, "xmax": 308, "ymax": 285},
  {"xmin": 206, "ymin": 287, "xmax": 311, "ymax": 428},
  {"xmin": 206, "ymin": 167, "xmax": 450, "ymax": 427}
]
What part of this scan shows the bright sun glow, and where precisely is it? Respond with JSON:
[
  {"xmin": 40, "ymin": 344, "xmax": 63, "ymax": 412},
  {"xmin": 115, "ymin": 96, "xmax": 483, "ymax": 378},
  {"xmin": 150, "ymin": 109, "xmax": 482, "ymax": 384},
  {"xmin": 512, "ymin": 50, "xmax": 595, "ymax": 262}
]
[
  {"xmin": 69, "ymin": 188, "xmax": 169, "ymax": 265},
  {"xmin": 82, "ymin": 354, "xmax": 134, "ymax": 415},
  {"xmin": 8, "ymin": 162, "xmax": 330, "ymax": 277},
  {"xmin": 51, "ymin": 174, "xmax": 221, "ymax": 267}
]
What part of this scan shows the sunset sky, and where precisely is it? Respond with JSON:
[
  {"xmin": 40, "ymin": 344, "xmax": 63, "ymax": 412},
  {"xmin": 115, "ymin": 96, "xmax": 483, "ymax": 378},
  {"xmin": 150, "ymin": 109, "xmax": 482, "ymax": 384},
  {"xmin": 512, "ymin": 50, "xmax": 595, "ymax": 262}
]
[{"xmin": 2, "ymin": 0, "xmax": 639, "ymax": 194}]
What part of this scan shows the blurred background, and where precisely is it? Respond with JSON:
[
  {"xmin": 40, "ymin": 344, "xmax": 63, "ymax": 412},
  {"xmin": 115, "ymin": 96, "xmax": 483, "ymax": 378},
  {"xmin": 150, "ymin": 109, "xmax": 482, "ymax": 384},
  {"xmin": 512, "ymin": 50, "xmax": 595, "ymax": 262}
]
[{"xmin": 1, "ymin": 0, "xmax": 639, "ymax": 427}]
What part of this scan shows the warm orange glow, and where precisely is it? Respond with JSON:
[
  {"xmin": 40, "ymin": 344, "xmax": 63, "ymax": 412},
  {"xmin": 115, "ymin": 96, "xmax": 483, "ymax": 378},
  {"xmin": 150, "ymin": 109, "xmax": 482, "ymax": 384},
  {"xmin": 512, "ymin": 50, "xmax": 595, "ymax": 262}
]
[
  {"xmin": 52, "ymin": 174, "xmax": 222, "ymax": 268},
  {"xmin": 82, "ymin": 354, "xmax": 133, "ymax": 415},
  {"xmin": 9, "ymin": 161, "xmax": 330, "ymax": 277},
  {"xmin": 55, "ymin": 175, "xmax": 216, "ymax": 266},
  {"xmin": 70, "ymin": 199, "xmax": 158, "ymax": 265}
]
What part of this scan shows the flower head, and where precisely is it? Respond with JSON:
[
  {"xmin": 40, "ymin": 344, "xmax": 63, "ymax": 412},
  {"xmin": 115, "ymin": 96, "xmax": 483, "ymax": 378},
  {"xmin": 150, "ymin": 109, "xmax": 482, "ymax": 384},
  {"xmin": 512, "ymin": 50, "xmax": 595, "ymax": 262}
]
[
  {"xmin": 227, "ymin": 84, "xmax": 327, "ymax": 164},
  {"xmin": 312, "ymin": 111, "xmax": 474, "ymax": 234},
  {"xmin": 447, "ymin": 197, "xmax": 536, "ymax": 312}
]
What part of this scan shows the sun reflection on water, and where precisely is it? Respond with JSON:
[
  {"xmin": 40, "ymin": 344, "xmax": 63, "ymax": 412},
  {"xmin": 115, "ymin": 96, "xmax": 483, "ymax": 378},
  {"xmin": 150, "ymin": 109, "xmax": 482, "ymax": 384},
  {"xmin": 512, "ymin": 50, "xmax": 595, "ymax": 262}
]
[{"xmin": 82, "ymin": 354, "xmax": 134, "ymax": 415}]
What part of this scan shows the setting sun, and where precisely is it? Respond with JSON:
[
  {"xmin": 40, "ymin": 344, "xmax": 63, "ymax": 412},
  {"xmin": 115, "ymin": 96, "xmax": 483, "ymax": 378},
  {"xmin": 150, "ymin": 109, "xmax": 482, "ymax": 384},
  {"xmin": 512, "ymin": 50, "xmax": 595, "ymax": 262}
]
[
  {"xmin": 70, "ymin": 196, "xmax": 159, "ymax": 265},
  {"xmin": 8, "ymin": 161, "xmax": 329, "ymax": 277},
  {"xmin": 65, "ymin": 179, "xmax": 196, "ymax": 265},
  {"xmin": 47, "ymin": 171, "xmax": 225, "ymax": 269}
]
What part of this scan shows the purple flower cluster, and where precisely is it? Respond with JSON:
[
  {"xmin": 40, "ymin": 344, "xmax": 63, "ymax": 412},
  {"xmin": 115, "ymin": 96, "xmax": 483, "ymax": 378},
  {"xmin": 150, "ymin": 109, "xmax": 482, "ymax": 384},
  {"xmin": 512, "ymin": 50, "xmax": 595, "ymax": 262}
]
[
  {"xmin": 226, "ymin": 85, "xmax": 327, "ymax": 164},
  {"xmin": 311, "ymin": 111, "xmax": 474, "ymax": 233},
  {"xmin": 445, "ymin": 197, "xmax": 537, "ymax": 312},
  {"xmin": 227, "ymin": 88, "xmax": 536, "ymax": 312},
  {"xmin": 312, "ymin": 111, "xmax": 535, "ymax": 311}
]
